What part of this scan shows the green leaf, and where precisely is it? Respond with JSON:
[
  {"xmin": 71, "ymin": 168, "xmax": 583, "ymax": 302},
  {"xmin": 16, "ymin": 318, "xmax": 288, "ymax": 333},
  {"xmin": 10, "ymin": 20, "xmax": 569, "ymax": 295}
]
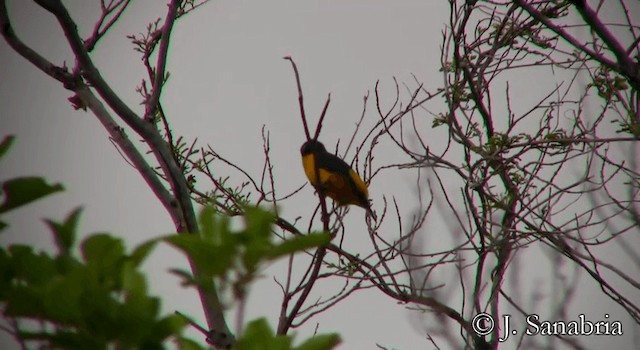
[
  {"xmin": 0, "ymin": 134, "xmax": 15, "ymax": 160},
  {"xmin": 198, "ymin": 205, "xmax": 230, "ymax": 244},
  {"xmin": 236, "ymin": 318, "xmax": 292, "ymax": 350},
  {"xmin": 18, "ymin": 330, "xmax": 104, "ymax": 350},
  {"xmin": 81, "ymin": 234, "xmax": 126, "ymax": 289},
  {"xmin": 0, "ymin": 176, "xmax": 64, "ymax": 214},
  {"xmin": 244, "ymin": 206, "xmax": 275, "ymax": 240},
  {"xmin": 81, "ymin": 234, "xmax": 125, "ymax": 266},
  {"xmin": 53, "ymin": 254, "xmax": 82, "ymax": 275},
  {"xmin": 241, "ymin": 207, "xmax": 278, "ymax": 270},
  {"xmin": 8, "ymin": 245, "xmax": 57, "ymax": 286},
  {"xmin": 294, "ymin": 334, "xmax": 341, "ymax": 350},
  {"xmin": 118, "ymin": 286, "xmax": 160, "ymax": 345},
  {"xmin": 199, "ymin": 206, "xmax": 216, "ymax": 238},
  {"xmin": 165, "ymin": 235, "xmax": 236, "ymax": 276},
  {"xmin": 45, "ymin": 207, "xmax": 82, "ymax": 255},
  {"xmin": 122, "ymin": 262, "xmax": 148, "ymax": 296},
  {"xmin": 42, "ymin": 272, "xmax": 84, "ymax": 323},
  {"xmin": 130, "ymin": 238, "xmax": 159, "ymax": 267},
  {"xmin": 235, "ymin": 317, "xmax": 339, "ymax": 350},
  {"xmin": 44, "ymin": 330, "xmax": 105, "ymax": 350},
  {"xmin": 4, "ymin": 284, "xmax": 45, "ymax": 318},
  {"xmin": 168, "ymin": 268, "xmax": 196, "ymax": 285},
  {"xmin": 0, "ymin": 249, "xmax": 10, "ymax": 296},
  {"xmin": 151, "ymin": 314, "xmax": 188, "ymax": 342},
  {"xmin": 137, "ymin": 342, "xmax": 164, "ymax": 350},
  {"xmin": 267, "ymin": 233, "xmax": 330, "ymax": 260},
  {"xmin": 242, "ymin": 235, "xmax": 272, "ymax": 271},
  {"xmin": 177, "ymin": 337, "xmax": 207, "ymax": 350}
]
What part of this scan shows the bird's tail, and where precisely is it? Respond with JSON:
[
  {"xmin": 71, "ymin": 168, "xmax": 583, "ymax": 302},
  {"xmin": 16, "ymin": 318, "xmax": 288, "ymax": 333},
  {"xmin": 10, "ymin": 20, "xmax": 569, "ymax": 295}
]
[{"xmin": 365, "ymin": 204, "xmax": 377, "ymax": 221}]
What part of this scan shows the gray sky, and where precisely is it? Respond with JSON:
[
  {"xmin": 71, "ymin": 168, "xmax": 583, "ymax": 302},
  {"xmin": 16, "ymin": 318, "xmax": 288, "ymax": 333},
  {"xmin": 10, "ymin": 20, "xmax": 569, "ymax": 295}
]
[{"xmin": 1, "ymin": 1, "xmax": 638, "ymax": 349}]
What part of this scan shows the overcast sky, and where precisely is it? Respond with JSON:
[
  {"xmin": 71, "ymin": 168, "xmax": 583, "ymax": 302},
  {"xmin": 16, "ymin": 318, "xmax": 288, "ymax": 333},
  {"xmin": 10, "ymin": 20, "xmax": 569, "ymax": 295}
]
[{"xmin": 1, "ymin": 1, "xmax": 638, "ymax": 349}]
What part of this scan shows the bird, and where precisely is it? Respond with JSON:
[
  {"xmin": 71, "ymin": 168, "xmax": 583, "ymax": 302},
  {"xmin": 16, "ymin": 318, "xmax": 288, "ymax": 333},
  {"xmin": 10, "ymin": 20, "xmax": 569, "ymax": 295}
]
[{"xmin": 300, "ymin": 139, "xmax": 374, "ymax": 217}]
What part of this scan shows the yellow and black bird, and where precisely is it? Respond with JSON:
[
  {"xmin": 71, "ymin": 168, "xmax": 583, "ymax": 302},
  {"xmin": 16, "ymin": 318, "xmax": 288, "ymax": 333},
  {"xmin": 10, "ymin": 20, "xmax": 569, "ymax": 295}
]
[{"xmin": 300, "ymin": 140, "xmax": 373, "ymax": 217}]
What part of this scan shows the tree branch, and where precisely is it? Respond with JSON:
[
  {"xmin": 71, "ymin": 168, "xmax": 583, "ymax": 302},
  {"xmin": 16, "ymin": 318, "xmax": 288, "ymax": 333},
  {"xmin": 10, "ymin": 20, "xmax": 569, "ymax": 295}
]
[{"xmin": 144, "ymin": 0, "xmax": 180, "ymax": 120}]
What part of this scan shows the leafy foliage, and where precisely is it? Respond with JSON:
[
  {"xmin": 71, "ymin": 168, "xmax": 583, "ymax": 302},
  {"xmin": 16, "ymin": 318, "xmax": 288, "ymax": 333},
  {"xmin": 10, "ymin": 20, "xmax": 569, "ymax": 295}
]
[
  {"xmin": 166, "ymin": 206, "xmax": 331, "ymax": 303},
  {"xmin": 1, "ymin": 98, "xmax": 201, "ymax": 348},
  {"xmin": 0, "ymin": 208, "xmax": 189, "ymax": 349},
  {"xmin": 235, "ymin": 318, "xmax": 340, "ymax": 350},
  {"xmin": 0, "ymin": 135, "xmax": 64, "ymax": 231}
]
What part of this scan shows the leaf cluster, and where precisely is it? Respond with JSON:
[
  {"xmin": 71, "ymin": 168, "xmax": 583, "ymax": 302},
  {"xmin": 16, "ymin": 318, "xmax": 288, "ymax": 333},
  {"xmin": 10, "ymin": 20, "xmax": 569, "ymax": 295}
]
[
  {"xmin": 0, "ymin": 136, "xmax": 188, "ymax": 349},
  {"xmin": 166, "ymin": 206, "xmax": 331, "ymax": 301}
]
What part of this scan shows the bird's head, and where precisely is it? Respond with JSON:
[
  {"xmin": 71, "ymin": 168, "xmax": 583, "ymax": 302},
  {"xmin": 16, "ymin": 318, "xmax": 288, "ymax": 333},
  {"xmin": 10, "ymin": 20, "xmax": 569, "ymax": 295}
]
[{"xmin": 300, "ymin": 140, "xmax": 326, "ymax": 156}]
